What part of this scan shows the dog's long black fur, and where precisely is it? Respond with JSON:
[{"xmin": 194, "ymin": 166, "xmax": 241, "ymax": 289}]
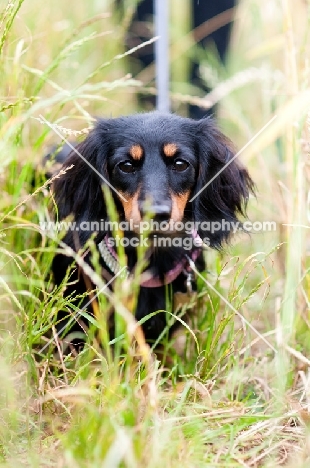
[{"xmin": 51, "ymin": 112, "xmax": 254, "ymax": 344}]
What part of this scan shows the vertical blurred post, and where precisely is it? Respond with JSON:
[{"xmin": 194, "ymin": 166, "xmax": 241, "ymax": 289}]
[{"xmin": 154, "ymin": 0, "xmax": 170, "ymax": 112}]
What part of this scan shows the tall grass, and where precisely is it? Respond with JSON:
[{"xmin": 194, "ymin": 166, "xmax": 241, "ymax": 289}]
[{"xmin": 0, "ymin": 0, "xmax": 310, "ymax": 466}]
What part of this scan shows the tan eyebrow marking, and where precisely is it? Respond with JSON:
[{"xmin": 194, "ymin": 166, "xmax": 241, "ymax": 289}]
[
  {"xmin": 163, "ymin": 143, "xmax": 178, "ymax": 157},
  {"xmin": 129, "ymin": 144, "xmax": 143, "ymax": 160}
]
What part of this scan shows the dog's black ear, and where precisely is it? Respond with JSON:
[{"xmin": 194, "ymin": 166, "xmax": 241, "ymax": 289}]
[
  {"xmin": 52, "ymin": 124, "xmax": 109, "ymax": 238},
  {"xmin": 193, "ymin": 118, "xmax": 254, "ymax": 248}
]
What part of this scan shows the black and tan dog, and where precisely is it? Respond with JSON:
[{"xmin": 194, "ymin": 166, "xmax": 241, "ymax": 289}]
[{"xmin": 51, "ymin": 112, "xmax": 253, "ymax": 345}]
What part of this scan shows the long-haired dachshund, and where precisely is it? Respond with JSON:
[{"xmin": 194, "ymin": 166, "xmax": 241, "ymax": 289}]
[{"xmin": 51, "ymin": 112, "xmax": 254, "ymax": 346}]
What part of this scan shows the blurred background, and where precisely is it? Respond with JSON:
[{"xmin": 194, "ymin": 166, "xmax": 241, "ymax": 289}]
[
  {"xmin": 1, "ymin": 0, "xmax": 308, "ymax": 333},
  {"xmin": 1, "ymin": 0, "xmax": 310, "ymax": 466}
]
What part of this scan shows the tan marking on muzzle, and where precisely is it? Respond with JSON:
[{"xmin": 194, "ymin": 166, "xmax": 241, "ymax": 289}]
[
  {"xmin": 171, "ymin": 192, "xmax": 190, "ymax": 222},
  {"xmin": 119, "ymin": 190, "xmax": 141, "ymax": 226}
]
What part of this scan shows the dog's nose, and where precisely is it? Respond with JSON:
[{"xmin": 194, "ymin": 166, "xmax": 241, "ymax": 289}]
[{"xmin": 140, "ymin": 203, "xmax": 171, "ymax": 222}]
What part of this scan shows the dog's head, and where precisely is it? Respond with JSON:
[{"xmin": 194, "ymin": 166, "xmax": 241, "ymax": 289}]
[{"xmin": 53, "ymin": 112, "xmax": 254, "ymax": 247}]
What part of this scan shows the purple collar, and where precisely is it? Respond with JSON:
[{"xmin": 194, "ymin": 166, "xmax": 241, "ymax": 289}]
[{"xmin": 98, "ymin": 231, "xmax": 202, "ymax": 288}]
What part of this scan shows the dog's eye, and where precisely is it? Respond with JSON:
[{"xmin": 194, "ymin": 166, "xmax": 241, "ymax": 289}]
[
  {"xmin": 173, "ymin": 159, "xmax": 189, "ymax": 172},
  {"xmin": 118, "ymin": 161, "xmax": 135, "ymax": 173}
]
